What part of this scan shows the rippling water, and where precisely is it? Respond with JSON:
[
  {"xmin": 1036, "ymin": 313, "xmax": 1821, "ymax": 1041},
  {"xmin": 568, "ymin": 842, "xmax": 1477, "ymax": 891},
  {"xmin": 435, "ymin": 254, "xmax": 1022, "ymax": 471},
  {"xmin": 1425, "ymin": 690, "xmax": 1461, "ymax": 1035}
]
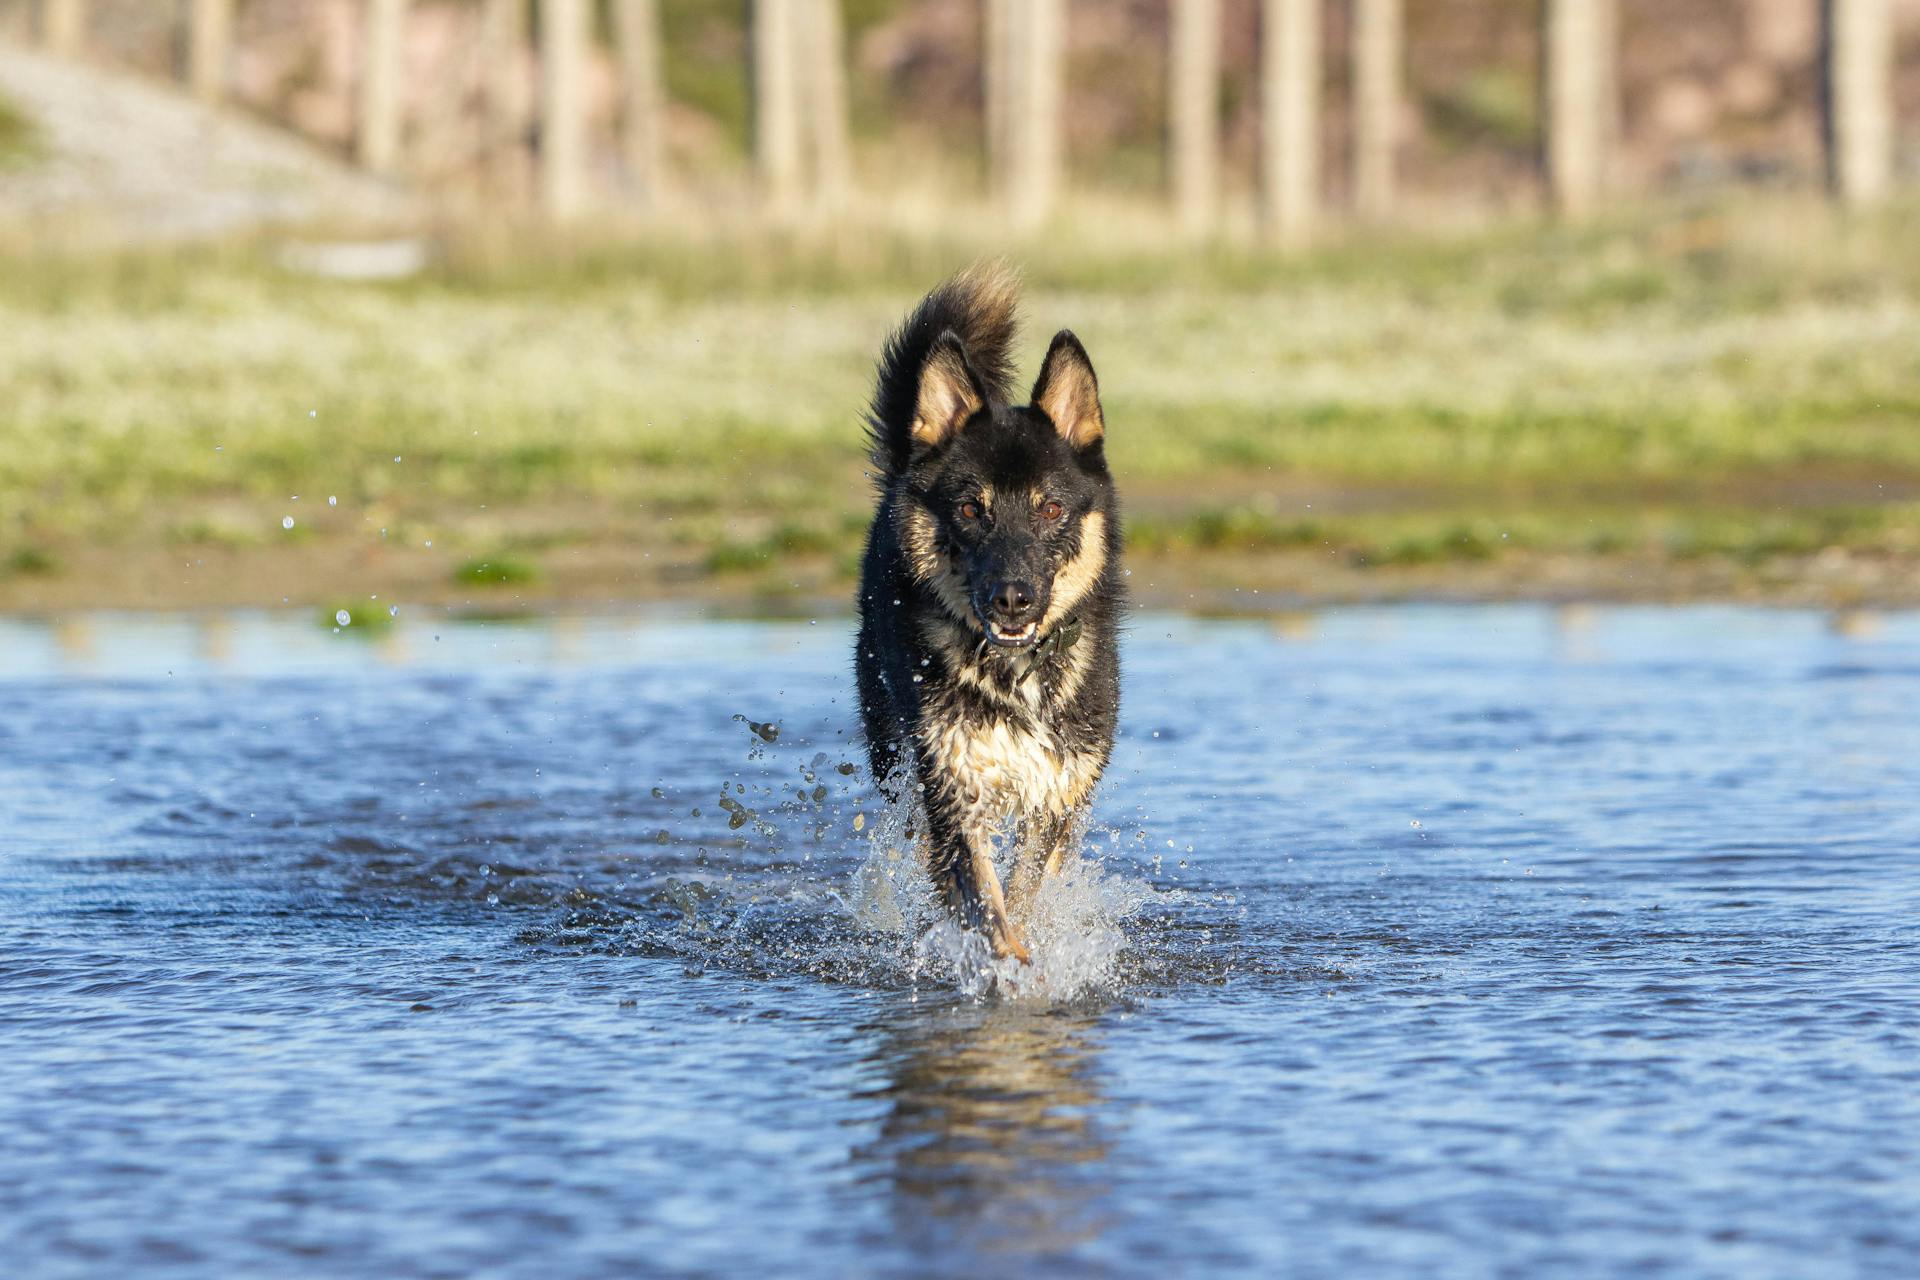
[{"xmin": 4, "ymin": 605, "xmax": 1918, "ymax": 1277}]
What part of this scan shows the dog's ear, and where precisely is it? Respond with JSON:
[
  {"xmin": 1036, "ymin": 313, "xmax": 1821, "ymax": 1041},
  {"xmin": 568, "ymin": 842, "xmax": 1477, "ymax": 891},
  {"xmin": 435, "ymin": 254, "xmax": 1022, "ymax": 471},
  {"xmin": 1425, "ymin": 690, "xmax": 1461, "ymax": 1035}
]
[
  {"xmin": 911, "ymin": 332, "xmax": 988, "ymax": 450},
  {"xmin": 1030, "ymin": 330, "xmax": 1104, "ymax": 449}
]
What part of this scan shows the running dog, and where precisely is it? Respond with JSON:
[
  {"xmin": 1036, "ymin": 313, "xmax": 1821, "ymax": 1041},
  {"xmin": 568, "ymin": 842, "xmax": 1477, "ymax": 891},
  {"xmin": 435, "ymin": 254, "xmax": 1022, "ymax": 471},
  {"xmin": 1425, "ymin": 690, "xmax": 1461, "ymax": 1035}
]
[{"xmin": 855, "ymin": 263, "xmax": 1123, "ymax": 963}]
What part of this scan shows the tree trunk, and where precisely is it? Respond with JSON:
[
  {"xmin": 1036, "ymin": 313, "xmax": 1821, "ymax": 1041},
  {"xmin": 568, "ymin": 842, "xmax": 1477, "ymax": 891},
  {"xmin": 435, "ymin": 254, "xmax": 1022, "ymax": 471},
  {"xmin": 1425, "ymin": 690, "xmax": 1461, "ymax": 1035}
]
[
  {"xmin": 1541, "ymin": 0, "xmax": 1615, "ymax": 217},
  {"xmin": 752, "ymin": 0, "xmax": 804, "ymax": 217},
  {"xmin": 42, "ymin": 0, "xmax": 85, "ymax": 56},
  {"xmin": 539, "ymin": 0, "xmax": 591, "ymax": 220},
  {"xmin": 1169, "ymin": 0, "xmax": 1220, "ymax": 236},
  {"xmin": 1351, "ymin": 0, "xmax": 1400, "ymax": 220},
  {"xmin": 189, "ymin": 0, "xmax": 233, "ymax": 106},
  {"xmin": 800, "ymin": 0, "xmax": 853, "ymax": 210},
  {"xmin": 480, "ymin": 0, "xmax": 533, "ymax": 202},
  {"xmin": 1009, "ymin": 0, "xmax": 1064, "ymax": 232},
  {"xmin": 358, "ymin": 0, "xmax": 409, "ymax": 175},
  {"xmin": 1824, "ymin": 0, "xmax": 1893, "ymax": 206},
  {"xmin": 983, "ymin": 0, "xmax": 1017, "ymax": 198},
  {"xmin": 612, "ymin": 0, "xmax": 669, "ymax": 211},
  {"xmin": 1259, "ymin": 0, "xmax": 1319, "ymax": 246}
]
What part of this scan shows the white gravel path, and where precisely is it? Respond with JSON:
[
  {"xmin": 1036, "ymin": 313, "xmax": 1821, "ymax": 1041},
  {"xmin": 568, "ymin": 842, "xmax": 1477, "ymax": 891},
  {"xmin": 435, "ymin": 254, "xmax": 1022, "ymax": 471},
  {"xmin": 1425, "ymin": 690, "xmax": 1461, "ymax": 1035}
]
[{"xmin": 0, "ymin": 40, "xmax": 413, "ymax": 239}]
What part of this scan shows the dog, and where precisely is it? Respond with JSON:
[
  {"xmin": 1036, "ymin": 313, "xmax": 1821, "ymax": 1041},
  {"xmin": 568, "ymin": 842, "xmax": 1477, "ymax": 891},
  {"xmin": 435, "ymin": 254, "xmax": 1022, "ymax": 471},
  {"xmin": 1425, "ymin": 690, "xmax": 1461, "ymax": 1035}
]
[{"xmin": 855, "ymin": 263, "xmax": 1123, "ymax": 963}]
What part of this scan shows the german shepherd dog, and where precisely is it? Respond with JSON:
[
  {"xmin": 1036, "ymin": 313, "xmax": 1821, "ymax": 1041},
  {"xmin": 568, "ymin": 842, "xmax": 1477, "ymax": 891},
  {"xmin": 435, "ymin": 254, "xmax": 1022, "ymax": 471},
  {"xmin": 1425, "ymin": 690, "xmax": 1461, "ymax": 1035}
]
[{"xmin": 855, "ymin": 264, "xmax": 1122, "ymax": 963}]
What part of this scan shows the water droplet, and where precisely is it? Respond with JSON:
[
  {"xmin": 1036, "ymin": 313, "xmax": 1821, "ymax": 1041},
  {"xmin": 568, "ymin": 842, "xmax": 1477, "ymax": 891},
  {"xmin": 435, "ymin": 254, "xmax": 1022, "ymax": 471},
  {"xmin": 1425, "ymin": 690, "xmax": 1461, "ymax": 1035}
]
[
  {"xmin": 328, "ymin": 495, "xmax": 338, "ymax": 506},
  {"xmin": 282, "ymin": 516, "xmax": 294, "ymax": 529},
  {"xmin": 335, "ymin": 610, "xmax": 351, "ymax": 626},
  {"xmin": 478, "ymin": 864, "xmax": 491, "ymax": 876},
  {"xmin": 388, "ymin": 605, "xmax": 398, "ymax": 617}
]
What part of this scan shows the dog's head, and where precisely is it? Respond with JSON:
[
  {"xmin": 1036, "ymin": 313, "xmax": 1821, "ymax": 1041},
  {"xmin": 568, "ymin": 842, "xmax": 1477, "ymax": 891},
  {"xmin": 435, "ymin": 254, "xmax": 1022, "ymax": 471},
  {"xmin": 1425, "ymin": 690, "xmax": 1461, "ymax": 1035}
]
[{"xmin": 897, "ymin": 330, "xmax": 1116, "ymax": 649}]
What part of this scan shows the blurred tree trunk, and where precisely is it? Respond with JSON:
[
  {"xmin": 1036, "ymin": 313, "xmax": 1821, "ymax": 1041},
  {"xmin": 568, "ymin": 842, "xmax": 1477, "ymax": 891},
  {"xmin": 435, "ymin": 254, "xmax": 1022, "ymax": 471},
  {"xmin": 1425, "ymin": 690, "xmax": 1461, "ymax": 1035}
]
[
  {"xmin": 189, "ymin": 0, "xmax": 233, "ymax": 106},
  {"xmin": 42, "ymin": 0, "xmax": 85, "ymax": 56},
  {"xmin": 481, "ymin": 0, "xmax": 532, "ymax": 203},
  {"xmin": 800, "ymin": 0, "xmax": 853, "ymax": 211},
  {"xmin": 1541, "ymin": 0, "xmax": 1615, "ymax": 217},
  {"xmin": 752, "ymin": 0, "xmax": 804, "ymax": 218},
  {"xmin": 1823, "ymin": 0, "xmax": 1893, "ymax": 205},
  {"xmin": 612, "ymin": 0, "xmax": 668, "ymax": 212},
  {"xmin": 539, "ymin": 0, "xmax": 590, "ymax": 219},
  {"xmin": 1009, "ymin": 0, "xmax": 1063, "ymax": 231},
  {"xmin": 1169, "ymin": 0, "xmax": 1220, "ymax": 236},
  {"xmin": 1259, "ymin": 0, "xmax": 1319, "ymax": 247},
  {"xmin": 358, "ymin": 0, "xmax": 408, "ymax": 175},
  {"xmin": 983, "ymin": 0, "xmax": 1017, "ymax": 199},
  {"xmin": 1351, "ymin": 0, "xmax": 1400, "ymax": 221}
]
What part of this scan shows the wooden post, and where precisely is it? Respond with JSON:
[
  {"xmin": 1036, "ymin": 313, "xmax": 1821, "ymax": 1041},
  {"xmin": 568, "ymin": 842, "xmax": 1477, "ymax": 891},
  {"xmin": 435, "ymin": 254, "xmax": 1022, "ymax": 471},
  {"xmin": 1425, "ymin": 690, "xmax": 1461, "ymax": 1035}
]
[
  {"xmin": 1259, "ymin": 0, "xmax": 1320, "ymax": 246},
  {"xmin": 42, "ymin": 0, "xmax": 85, "ymax": 56},
  {"xmin": 612, "ymin": 0, "xmax": 669, "ymax": 211},
  {"xmin": 1824, "ymin": 0, "xmax": 1894, "ymax": 205},
  {"xmin": 1169, "ymin": 0, "xmax": 1221, "ymax": 235},
  {"xmin": 1351, "ymin": 0, "xmax": 1400, "ymax": 220},
  {"xmin": 539, "ymin": 0, "xmax": 590, "ymax": 219},
  {"xmin": 1542, "ymin": 0, "xmax": 1615, "ymax": 217},
  {"xmin": 189, "ymin": 0, "xmax": 234, "ymax": 106},
  {"xmin": 1009, "ymin": 0, "xmax": 1064, "ymax": 231},
  {"xmin": 800, "ymin": 0, "xmax": 853, "ymax": 210},
  {"xmin": 481, "ymin": 0, "xmax": 532, "ymax": 201},
  {"xmin": 358, "ymin": 0, "xmax": 409, "ymax": 176},
  {"xmin": 752, "ymin": 0, "xmax": 804, "ymax": 217}
]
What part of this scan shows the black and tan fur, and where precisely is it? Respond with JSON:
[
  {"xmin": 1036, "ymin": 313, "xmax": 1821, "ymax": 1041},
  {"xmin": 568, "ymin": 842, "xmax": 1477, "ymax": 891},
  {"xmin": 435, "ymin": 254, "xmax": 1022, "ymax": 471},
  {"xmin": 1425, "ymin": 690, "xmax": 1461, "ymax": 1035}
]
[{"xmin": 855, "ymin": 264, "xmax": 1123, "ymax": 962}]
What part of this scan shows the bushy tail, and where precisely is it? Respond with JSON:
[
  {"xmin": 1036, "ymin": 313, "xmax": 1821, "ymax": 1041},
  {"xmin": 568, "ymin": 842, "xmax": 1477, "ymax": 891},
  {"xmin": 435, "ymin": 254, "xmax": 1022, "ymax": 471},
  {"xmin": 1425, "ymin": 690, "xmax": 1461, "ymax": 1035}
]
[{"xmin": 866, "ymin": 261, "xmax": 1021, "ymax": 476}]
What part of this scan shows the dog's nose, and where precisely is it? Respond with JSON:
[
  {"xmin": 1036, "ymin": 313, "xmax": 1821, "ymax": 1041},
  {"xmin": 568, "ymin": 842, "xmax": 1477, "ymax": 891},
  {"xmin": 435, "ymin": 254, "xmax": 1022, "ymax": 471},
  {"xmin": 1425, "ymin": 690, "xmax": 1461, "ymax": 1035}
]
[{"xmin": 990, "ymin": 581, "xmax": 1037, "ymax": 619}]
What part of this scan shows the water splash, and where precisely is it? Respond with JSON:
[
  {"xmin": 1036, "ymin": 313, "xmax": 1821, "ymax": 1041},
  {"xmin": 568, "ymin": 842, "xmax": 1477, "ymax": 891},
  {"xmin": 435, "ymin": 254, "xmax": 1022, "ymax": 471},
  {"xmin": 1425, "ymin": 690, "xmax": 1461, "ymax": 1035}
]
[{"xmin": 848, "ymin": 784, "xmax": 1151, "ymax": 1003}]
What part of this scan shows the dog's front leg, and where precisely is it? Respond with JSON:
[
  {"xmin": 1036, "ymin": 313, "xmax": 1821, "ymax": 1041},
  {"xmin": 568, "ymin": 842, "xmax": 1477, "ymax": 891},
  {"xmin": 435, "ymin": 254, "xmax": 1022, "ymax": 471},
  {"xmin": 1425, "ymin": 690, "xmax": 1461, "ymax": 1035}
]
[
  {"xmin": 918, "ymin": 770, "xmax": 1030, "ymax": 963},
  {"xmin": 1007, "ymin": 811, "xmax": 1074, "ymax": 916}
]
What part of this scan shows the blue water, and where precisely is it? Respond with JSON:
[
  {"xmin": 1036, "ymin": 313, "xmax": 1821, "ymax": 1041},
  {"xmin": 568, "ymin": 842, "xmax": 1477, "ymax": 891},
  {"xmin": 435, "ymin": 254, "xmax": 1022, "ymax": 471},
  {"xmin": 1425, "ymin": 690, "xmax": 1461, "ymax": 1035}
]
[{"xmin": 3, "ymin": 605, "xmax": 1918, "ymax": 1278}]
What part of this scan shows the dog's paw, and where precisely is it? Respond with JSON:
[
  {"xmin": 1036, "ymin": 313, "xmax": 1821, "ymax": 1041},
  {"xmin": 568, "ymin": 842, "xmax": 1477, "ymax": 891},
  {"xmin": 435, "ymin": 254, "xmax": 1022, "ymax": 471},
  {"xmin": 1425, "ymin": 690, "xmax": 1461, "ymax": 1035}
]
[{"xmin": 992, "ymin": 928, "xmax": 1033, "ymax": 966}]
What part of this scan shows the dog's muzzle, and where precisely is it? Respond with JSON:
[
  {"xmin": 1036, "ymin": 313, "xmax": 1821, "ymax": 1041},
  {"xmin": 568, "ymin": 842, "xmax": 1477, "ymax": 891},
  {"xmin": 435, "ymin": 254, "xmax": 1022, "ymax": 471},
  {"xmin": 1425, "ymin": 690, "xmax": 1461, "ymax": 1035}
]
[{"xmin": 978, "ymin": 580, "xmax": 1044, "ymax": 648}]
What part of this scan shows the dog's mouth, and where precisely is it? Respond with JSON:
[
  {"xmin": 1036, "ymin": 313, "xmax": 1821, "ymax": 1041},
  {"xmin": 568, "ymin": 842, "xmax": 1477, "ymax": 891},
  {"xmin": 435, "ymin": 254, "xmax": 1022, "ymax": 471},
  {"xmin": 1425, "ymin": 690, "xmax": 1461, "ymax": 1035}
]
[{"xmin": 982, "ymin": 619, "xmax": 1040, "ymax": 648}]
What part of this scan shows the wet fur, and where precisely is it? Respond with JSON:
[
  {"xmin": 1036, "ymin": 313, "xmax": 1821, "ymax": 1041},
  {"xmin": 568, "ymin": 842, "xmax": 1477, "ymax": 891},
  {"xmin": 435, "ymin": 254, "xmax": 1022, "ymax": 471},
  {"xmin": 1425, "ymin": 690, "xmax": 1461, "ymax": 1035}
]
[{"xmin": 855, "ymin": 264, "xmax": 1124, "ymax": 961}]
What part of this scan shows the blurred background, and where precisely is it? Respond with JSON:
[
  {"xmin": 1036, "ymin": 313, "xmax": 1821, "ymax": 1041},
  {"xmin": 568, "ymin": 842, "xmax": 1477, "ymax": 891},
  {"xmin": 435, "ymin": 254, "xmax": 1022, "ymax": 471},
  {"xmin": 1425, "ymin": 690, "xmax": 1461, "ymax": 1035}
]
[{"xmin": 0, "ymin": 0, "xmax": 1916, "ymax": 620}]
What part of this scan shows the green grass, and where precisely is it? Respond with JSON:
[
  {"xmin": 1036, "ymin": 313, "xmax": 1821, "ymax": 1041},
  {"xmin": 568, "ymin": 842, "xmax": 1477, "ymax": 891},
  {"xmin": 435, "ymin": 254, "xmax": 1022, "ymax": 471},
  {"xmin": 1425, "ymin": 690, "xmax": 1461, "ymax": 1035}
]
[
  {"xmin": 319, "ymin": 600, "xmax": 398, "ymax": 635},
  {"xmin": 3, "ymin": 545, "xmax": 57, "ymax": 577},
  {"xmin": 2, "ymin": 196, "xmax": 1918, "ymax": 595},
  {"xmin": 452, "ymin": 555, "xmax": 541, "ymax": 587},
  {"xmin": 1129, "ymin": 502, "xmax": 1920, "ymax": 569},
  {"xmin": 0, "ymin": 93, "xmax": 39, "ymax": 171}
]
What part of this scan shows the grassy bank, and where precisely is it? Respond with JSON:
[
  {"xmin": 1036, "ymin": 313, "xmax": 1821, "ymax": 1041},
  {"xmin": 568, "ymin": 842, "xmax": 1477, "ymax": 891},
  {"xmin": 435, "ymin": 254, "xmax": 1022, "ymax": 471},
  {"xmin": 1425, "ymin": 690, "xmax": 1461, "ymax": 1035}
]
[{"xmin": 3, "ymin": 196, "xmax": 1919, "ymax": 611}]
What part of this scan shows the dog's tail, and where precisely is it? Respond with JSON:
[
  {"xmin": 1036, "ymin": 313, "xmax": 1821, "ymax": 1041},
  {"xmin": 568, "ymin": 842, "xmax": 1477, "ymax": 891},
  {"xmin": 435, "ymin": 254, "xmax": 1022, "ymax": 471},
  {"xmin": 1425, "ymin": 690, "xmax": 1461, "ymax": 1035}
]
[{"xmin": 866, "ymin": 260, "xmax": 1021, "ymax": 477}]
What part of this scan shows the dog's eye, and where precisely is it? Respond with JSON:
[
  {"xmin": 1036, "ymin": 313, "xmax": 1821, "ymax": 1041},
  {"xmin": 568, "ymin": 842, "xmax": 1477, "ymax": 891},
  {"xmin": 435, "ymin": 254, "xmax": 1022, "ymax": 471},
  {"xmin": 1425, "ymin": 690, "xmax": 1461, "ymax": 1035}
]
[
  {"xmin": 1039, "ymin": 500, "xmax": 1065, "ymax": 521},
  {"xmin": 959, "ymin": 501, "xmax": 983, "ymax": 521}
]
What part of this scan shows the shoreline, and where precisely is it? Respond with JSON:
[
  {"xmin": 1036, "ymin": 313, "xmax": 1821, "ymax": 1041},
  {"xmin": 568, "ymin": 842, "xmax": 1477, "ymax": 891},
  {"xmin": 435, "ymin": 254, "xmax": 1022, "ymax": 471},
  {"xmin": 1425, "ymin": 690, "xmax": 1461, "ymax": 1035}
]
[{"xmin": 3, "ymin": 536, "xmax": 1916, "ymax": 617}]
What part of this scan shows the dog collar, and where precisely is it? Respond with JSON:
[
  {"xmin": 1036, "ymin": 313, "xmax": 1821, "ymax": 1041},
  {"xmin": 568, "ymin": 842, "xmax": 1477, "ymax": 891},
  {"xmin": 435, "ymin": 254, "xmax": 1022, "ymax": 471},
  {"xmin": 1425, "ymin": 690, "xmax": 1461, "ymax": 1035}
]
[{"xmin": 1027, "ymin": 616, "xmax": 1083, "ymax": 669}]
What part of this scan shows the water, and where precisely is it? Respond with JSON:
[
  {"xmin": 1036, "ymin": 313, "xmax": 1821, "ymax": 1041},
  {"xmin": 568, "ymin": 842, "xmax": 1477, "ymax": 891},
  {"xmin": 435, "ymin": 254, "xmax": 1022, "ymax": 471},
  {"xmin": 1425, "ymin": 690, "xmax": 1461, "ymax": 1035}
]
[{"xmin": 4, "ymin": 605, "xmax": 1918, "ymax": 1278}]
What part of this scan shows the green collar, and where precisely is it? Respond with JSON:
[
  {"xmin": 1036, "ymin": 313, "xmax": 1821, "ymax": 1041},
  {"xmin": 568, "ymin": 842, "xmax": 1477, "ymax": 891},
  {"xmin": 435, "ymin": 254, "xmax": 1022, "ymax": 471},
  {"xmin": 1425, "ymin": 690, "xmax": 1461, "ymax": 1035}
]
[{"xmin": 1026, "ymin": 616, "xmax": 1083, "ymax": 671}]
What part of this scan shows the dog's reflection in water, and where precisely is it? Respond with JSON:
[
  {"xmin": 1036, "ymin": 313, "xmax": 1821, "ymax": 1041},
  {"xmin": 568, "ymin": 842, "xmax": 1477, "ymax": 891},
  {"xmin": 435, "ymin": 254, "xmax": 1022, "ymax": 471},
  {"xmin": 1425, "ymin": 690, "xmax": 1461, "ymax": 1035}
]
[{"xmin": 855, "ymin": 1002, "xmax": 1114, "ymax": 1257}]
